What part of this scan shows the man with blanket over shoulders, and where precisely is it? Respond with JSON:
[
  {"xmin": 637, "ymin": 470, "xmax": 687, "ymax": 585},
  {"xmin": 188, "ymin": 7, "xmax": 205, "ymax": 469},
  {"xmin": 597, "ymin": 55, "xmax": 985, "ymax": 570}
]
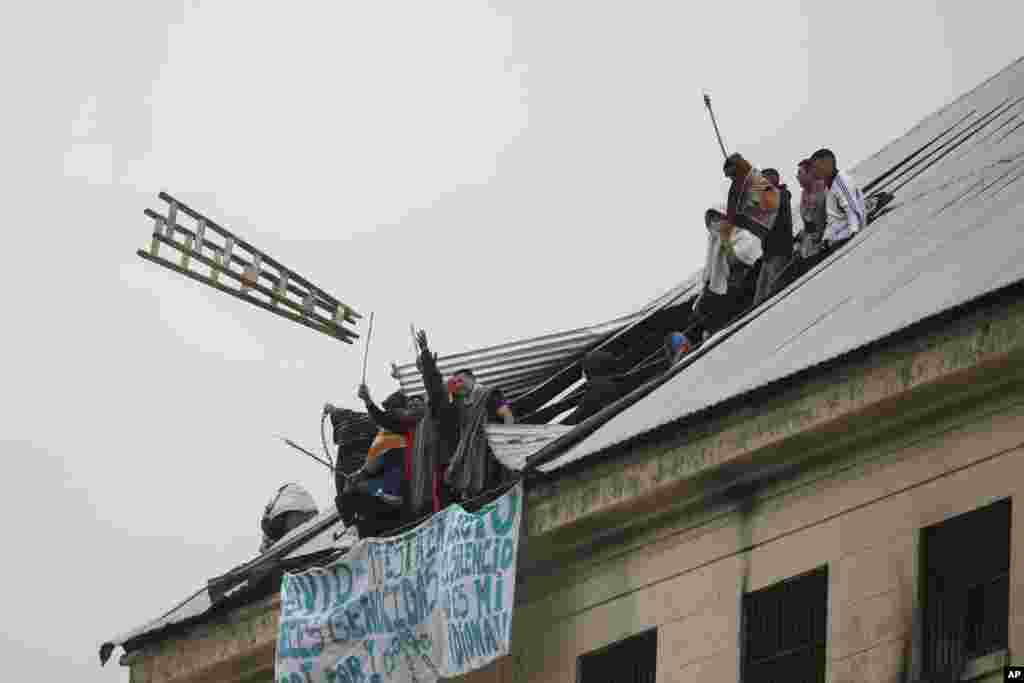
[{"xmin": 445, "ymin": 367, "xmax": 515, "ymax": 502}]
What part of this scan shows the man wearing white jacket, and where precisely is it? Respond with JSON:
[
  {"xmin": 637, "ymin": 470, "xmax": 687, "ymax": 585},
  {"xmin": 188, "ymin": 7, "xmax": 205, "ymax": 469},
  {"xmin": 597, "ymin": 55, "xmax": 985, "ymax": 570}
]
[
  {"xmin": 694, "ymin": 207, "xmax": 762, "ymax": 340},
  {"xmin": 811, "ymin": 148, "xmax": 867, "ymax": 248}
]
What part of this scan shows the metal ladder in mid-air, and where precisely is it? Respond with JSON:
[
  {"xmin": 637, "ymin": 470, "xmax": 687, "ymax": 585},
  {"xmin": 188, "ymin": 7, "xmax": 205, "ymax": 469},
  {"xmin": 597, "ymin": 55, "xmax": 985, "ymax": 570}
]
[{"xmin": 137, "ymin": 191, "xmax": 362, "ymax": 344}]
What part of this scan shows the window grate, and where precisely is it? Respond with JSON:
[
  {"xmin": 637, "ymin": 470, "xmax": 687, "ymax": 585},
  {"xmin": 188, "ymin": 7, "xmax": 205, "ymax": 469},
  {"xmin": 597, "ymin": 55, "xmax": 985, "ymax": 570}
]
[
  {"xmin": 743, "ymin": 566, "xmax": 828, "ymax": 683},
  {"xmin": 922, "ymin": 498, "xmax": 1011, "ymax": 677},
  {"xmin": 578, "ymin": 629, "xmax": 657, "ymax": 683}
]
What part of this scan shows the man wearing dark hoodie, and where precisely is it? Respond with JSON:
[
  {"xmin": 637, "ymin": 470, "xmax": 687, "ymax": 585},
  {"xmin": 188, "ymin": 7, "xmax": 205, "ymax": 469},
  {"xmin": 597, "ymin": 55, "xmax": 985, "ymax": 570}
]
[
  {"xmin": 754, "ymin": 168, "xmax": 794, "ymax": 305},
  {"xmin": 409, "ymin": 330, "xmax": 460, "ymax": 517},
  {"xmin": 337, "ymin": 388, "xmax": 424, "ymax": 537},
  {"xmin": 564, "ymin": 350, "xmax": 624, "ymax": 425}
]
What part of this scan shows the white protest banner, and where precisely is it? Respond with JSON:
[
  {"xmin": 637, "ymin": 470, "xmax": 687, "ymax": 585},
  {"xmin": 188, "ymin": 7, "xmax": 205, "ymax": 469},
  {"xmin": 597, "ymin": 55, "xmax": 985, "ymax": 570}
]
[{"xmin": 275, "ymin": 482, "xmax": 522, "ymax": 683}]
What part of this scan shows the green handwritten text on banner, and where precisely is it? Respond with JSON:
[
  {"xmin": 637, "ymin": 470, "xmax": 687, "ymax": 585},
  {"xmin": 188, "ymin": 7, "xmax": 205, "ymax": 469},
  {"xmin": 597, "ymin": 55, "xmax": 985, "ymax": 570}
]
[{"xmin": 275, "ymin": 483, "xmax": 522, "ymax": 683}]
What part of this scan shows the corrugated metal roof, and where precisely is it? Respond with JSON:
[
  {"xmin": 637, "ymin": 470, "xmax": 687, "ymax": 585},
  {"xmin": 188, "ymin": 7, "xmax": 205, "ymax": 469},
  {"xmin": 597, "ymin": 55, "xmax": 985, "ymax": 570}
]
[
  {"xmin": 534, "ymin": 56, "xmax": 1024, "ymax": 473},
  {"xmin": 390, "ymin": 270, "xmax": 705, "ymax": 406},
  {"xmin": 486, "ymin": 424, "xmax": 575, "ymax": 470},
  {"xmin": 391, "ymin": 313, "xmax": 640, "ymax": 397}
]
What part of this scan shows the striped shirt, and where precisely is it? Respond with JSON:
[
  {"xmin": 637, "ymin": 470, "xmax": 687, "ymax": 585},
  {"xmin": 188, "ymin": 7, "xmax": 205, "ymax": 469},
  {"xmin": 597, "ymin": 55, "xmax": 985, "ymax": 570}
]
[{"xmin": 823, "ymin": 171, "xmax": 867, "ymax": 244}]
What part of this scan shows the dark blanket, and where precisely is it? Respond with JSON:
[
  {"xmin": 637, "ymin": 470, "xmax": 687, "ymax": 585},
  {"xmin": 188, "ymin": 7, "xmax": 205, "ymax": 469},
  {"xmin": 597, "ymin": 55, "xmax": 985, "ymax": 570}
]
[{"xmin": 445, "ymin": 386, "xmax": 504, "ymax": 500}]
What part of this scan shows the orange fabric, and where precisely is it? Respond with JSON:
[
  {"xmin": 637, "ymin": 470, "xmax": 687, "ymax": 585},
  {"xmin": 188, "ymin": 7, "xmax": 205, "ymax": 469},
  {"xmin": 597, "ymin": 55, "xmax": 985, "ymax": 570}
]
[{"xmin": 365, "ymin": 432, "xmax": 407, "ymax": 467}]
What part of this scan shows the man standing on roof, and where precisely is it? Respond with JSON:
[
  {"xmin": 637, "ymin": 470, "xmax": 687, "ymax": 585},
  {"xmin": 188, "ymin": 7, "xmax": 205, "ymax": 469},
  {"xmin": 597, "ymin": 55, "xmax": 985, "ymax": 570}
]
[
  {"xmin": 811, "ymin": 148, "xmax": 867, "ymax": 250},
  {"xmin": 796, "ymin": 159, "xmax": 828, "ymax": 259},
  {"xmin": 410, "ymin": 330, "xmax": 460, "ymax": 516},
  {"xmin": 754, "ymin": 168, "xmax": 794, "ymax": 305},
  {"xmin": 723, "ymin": 153, "xmax": 781, "ymax": 248},
  {"xmin": 445, "ymin": 367, "xmax": 515, "ymax": 501},
  {"xmin": 694, "ymin": 205, "xmax": 762, "ymax": 340}
]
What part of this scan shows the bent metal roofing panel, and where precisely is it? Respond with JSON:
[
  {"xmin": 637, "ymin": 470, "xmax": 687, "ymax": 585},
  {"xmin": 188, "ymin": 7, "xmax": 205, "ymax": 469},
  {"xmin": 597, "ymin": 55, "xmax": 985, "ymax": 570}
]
[{"xmin": 538, "ymin": 56, "xmax": 1024, "ymax": 473}]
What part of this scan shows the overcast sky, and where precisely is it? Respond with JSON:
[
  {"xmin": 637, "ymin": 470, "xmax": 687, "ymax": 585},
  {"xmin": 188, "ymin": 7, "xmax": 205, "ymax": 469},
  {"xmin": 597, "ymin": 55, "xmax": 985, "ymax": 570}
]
[{"xmin": 1, "ymin": 1, "xmax": 1022, "ymax": 679}]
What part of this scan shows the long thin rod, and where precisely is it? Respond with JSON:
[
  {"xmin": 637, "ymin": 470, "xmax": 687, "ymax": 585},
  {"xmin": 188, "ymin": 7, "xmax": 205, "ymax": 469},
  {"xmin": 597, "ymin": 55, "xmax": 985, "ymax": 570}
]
[
  {"xmin": 361, "ymin": 312, "xmax": 376, "ymax": 385},
  {"xmin": 277, "ymin": 436, "xmax": 336, "ymax": 472},
  {"xmin": 704, "ymin": 94, "xmax": 728, "ymax": 160}
]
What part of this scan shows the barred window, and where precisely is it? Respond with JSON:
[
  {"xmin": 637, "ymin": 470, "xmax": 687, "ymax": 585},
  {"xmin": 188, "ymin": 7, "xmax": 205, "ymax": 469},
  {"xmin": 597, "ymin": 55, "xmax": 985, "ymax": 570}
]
[
  {"xmin": 743, "ymin": 566, "xmax": 828, "ymax": 683},
  {"xmin": 921, "ymin": 498, "xmax": 1011, "ymax": 676},
  {"xmin": 578, "ymin": 629, "xmax": 657, "ymax": 683}
]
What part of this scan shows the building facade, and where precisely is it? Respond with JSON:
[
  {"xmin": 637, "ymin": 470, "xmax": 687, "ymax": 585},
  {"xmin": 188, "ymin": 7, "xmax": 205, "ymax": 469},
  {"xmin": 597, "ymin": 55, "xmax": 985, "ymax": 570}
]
[
  {"xmin": 107, "ymin": 57, "xmax": 1024, "ymax": 683},
  {"xmin": 120, "ymin": 290, "xmax": 1024, "ymax": 682}
]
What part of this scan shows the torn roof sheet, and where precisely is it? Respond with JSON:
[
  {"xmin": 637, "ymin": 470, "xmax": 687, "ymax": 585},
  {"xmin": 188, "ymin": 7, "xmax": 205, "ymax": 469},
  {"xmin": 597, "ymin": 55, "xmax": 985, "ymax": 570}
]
[
  {"xmin": 487, "ymin": 424, "xmax": 575, "ymax": 471},
  {"xmin": 536, "ymin": 56, "xmax": 1024, "ymax": 473},
  {"xmin": 390, "ymin": 269, "xmax": 705, "ymax": 405}
]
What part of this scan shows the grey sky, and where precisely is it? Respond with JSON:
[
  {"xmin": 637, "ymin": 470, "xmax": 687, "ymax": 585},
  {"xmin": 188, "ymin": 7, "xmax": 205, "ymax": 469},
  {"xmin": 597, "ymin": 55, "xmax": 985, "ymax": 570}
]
[{"xmin": 1, "ymin": 1, "xmax": 1021, "ymax": 679}]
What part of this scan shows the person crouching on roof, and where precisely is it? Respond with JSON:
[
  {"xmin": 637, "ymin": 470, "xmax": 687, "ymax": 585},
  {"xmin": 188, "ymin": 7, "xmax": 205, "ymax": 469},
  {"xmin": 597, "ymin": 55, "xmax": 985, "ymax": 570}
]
[
  {"xmin": 694, "ymin": 203, "xmax": 762, "ymax": 340},
  {"xmin": 564, "ymin": 350, "xmax": 624, "ymax": 425},
  {"xmin": 358, "ymin": 383, "xmax": 422, "ymax": 495},
  {"xmin": 444, "ymin": 368, "xmax": 515, "ymax": 502},
  {"xmin": 665, "ymin": 332, "xmax": 693, "ymax": 366},
  {"xmin": 337, "ymin": 387, "xmax": 424, "ymax": 536},
  {"xmin": 810, "ymin": 148, "xmax": 866, "ymax": 251}
]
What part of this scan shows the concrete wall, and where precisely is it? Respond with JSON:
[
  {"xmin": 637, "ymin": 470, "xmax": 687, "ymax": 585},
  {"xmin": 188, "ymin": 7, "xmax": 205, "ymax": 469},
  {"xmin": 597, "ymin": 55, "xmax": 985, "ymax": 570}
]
[{"xmin": 504, "ymin": 393, "xmax": 1024, "ymax": 682}]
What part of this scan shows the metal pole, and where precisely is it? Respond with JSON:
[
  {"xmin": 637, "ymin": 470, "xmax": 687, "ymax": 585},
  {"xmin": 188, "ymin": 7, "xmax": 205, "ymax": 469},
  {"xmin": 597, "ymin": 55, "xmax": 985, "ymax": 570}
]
[
  {"xmin": 704, "ymin": 94, "xmax": 729, "ymax": 160},
  {"xmin": 360, "ymin": 312, "xmax": 376, "ymax": 385},
  {"xmin": 277, "ymin": 436, "xmax": 336, "ymax": 472}
]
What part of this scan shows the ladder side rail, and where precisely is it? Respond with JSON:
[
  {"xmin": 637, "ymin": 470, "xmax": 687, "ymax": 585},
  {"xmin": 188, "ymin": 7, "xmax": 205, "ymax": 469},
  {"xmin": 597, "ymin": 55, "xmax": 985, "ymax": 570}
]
[
  {"xmin": 157, "ymin": 193, "xmax": 361, "ymax": 320},
  {"xmin": 136, "ymin": 249, "xmax": 355, "ymax": 344},
  {"xmin": 145, "ymin": 208, "xmax": 358, "ymax": 330},
  {"xmin": 147, "ymin": 232, "xmax": 358, "ymax": 341}
]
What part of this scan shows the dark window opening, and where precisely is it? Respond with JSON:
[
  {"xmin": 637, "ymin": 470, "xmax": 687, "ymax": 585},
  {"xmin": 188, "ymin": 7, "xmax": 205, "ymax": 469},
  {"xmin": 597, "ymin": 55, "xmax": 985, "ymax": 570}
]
[
  {"xmin": 921, "ymin": 498, "xmax": 1011, "ymax": 676},
  {"xmin": 743, "ymin": 566, "xmax": 828, "ymax": 683},
  {"xmin": 578, "ymin": 628, "xmax": 657, "ymax": 683}
]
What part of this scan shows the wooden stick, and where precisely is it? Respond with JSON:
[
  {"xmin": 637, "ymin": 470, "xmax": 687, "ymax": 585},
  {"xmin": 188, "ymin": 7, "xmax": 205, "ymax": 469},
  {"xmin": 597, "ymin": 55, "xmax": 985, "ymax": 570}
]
[{"xmin": 361, "ymin": 312, "xmax": 376, "ymax": 385}]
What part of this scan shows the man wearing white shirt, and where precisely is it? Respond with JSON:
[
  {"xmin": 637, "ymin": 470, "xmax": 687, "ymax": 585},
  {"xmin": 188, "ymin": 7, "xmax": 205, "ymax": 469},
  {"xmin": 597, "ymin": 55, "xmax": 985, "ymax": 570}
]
[{"xmin": 811, "ymin": 148, "xmax": 866, "ymax": 249}]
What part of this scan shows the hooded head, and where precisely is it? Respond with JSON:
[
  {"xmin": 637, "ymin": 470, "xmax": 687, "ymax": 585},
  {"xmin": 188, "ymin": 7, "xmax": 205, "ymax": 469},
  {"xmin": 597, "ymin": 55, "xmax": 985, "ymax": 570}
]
[
  {"xmin": 723, "ymin": 153, "xmax": 752, "ymax": 180},
  {"xmin": 381, "ymin": 391, "xmax": 408, "ymax": 412},
  {"xmin": 666, "ymin": 332, "xmax": 691, "ymax": 363},
  {"xmin": 582, "ymin": 350, "xmax": 618, "ymax": 380}
]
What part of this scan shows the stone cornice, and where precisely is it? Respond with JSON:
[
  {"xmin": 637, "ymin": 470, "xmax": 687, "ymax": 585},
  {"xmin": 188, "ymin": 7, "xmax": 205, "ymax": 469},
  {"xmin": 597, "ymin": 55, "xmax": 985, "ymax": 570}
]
[{"xmin": 124, "ymin": 595, "xmax": 280, "ymax": 683}]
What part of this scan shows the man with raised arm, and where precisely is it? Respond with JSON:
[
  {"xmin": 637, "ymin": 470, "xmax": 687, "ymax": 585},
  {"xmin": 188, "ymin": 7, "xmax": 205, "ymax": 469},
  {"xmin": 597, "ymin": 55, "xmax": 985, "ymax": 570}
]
[{"xmin": 408, "ymin": 330, "xmax": 460, "ymax": 517}]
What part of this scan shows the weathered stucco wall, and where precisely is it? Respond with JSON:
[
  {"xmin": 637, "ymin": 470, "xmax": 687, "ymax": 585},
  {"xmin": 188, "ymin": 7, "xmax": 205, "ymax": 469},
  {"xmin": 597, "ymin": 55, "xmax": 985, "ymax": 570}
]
[
  {"xmin": 511, "ymin": 390, "xmax": 1024, "ymax": 682},
  {"xmin": 126, "ymin": 296, "xmax": 1024, "ymax": 682}
]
